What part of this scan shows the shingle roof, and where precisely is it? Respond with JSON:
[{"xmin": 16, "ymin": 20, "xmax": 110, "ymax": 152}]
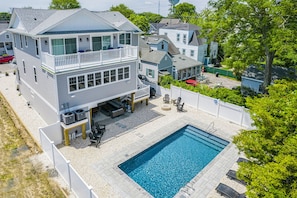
[
  {"xmin": 172, "ymin": 54, "xmax": 202, "ymax": 70},
  {"xmin": 141, "ymin": 50, "xmax": 167, "ymax": 64},
  {"xmin": 161, "ymin": 23, "xmax": 200, "ymax": 31},
  {"xmin": 142, "ymin": 35, "xmax": 180, "ymax": 55},
  {"xmin": 94, "ymin": 11, "xmax": 141, "ymax": 32}
]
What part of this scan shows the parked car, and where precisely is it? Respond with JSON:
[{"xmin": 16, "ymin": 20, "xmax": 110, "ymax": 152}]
[{"xmin": 0, "ymin": 55, "xmax": 14, "ymax": 64}]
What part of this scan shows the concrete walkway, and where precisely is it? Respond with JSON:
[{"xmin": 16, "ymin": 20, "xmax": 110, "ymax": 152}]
[{"xmin": 0, "ymin": 72, "xmax": 247, "ymax": 198}]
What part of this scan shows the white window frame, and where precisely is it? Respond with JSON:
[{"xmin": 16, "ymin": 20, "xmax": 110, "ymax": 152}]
[
  {"xmin": 182, "ymin": 49, "xmax": 186, "ymax": 55},
  {"xmin": 190, "ymin": 50, "xmax": 194, "ymax": 57},
  {"xmin": 183, "ymin": 34, "xmax": 186, "ymax": 44},
  {"xmin": 33, "ymin": 66, "xmax": 37, "ymax": 83},
  {"xmin": 176, "ymin": 33, "xmax": 180, "ymax": 42},
  {"xmin": 25, "ymin": 36, "xmax": 28, "ymax": 47}
]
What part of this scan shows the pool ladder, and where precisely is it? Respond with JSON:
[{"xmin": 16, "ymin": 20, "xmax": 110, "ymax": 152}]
[{"xmin": 206, "ymin": 121, "xmax": 217, "ymax": 133}]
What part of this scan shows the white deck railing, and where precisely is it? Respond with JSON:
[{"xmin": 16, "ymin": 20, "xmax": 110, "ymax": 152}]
[{"xmin": 41, "ymin": 46, "xmax": 138, "ymax": 73}]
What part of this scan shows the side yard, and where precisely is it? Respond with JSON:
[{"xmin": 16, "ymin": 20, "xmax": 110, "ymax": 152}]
[{"xmin": 0, "ymin": 93, "xmax": 66, "ymax": 197}]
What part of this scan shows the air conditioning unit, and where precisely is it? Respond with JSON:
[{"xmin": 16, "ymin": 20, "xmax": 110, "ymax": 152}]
[
  {"xmin": 75, "ymin": 109, "xmax": 86, "ymax": 121},
  {"xmin": 62, "ymin": 112, "xmax": 75, "ymax": 125}
]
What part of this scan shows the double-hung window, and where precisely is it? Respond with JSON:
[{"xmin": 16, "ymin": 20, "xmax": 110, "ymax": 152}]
[
  {"xmin": 69, "ymin": 77, "xmax": 77, "ymax": 92},
  {"xmin": 177, "ymin": 33, "xmax": 180, "ymax": 42},
  {"xmin": 104, "ymin": 71, "xmax": 110, "ymax": 84},
  {"xmin": 119, "ymin": 33, "xmax": 131, "ymax": 45}
]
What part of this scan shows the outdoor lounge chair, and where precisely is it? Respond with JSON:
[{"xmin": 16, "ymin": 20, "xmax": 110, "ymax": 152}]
[
  {"xmin": 89, "ymin": 126, "xmax": 105, "ymax": 147},
  {"xmin": 175, "ymin": 97, "xmax": 182, "ymax": 106},
  {"xmin": 216, "ymin": 183, "xmax": 246, "ymax": 198},
  {"xmin": 237, "ymin": 157, "xmax": 249, "ymax": 163},
  {"xmin": 177, "ymin": 102, "xmax": 184, "ymax": 112},
  {"xmin": 163, "ymin": 94, "xmax": 170, "ymax": 103},
  {"xmin": 226, "ymin": 170, "xmax": 247, "ymax": 185}
]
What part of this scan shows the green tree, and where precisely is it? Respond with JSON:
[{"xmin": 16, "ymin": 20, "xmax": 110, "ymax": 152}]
[
  {"xmin": 233, "ymin": 80, "xmax": 297, "ymax": 197},
  {"xmin": 0, "ymin": 12, "xmax": 11, "ymax": 21},
  {"xmin": 110, "ymin": 4, "xmax": 135, "ymax": 19},
  {"xmin": 139, "ymin": 12, "xmax": 163, "ymax": 23},
  {"xmin": 129, "ymin": 14, "xmax": 149, "ymax": 33},
  {"xmin": 172, "ymin": 2, "xmax": 197, "ymax": 22},
  {"xmin": 199, "ymin": 0, "xmax": 297, "ymax": 91},
  {"xmin": 49, "ymin": 0, "xmax": 81, "ymax": 9}
]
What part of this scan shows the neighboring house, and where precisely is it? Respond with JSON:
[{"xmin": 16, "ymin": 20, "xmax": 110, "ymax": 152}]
[
  {"xmin": 159, "ymin": 23, "xmax": 218, "ymax": 65},
  {"xmin": 139, "ymin": 35, "xmax": 202, "ymax": 82},
  {"xmin": 0, "ymin": 20, "xmax": 13, "ymax": 55},
  {"xmin": 148, "ymin": 18, "xmax": 181, "ymax": 35},
  {"xmin": 241, "ymin": 65, "xmax": 297, "ymax": 93},
  {"xmin": 8, "ymin": 8, "xmax": 150, "ymax": 144}
]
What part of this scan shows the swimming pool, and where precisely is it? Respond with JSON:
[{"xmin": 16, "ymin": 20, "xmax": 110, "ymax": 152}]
[{"xmin": 119, "ymin": 125, "xmax": 229, "ymax": 198}]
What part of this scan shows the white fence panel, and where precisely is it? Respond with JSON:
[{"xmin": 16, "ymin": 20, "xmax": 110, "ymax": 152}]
[
  {"xmin": 91, "ymin": 190, "xmax": 99, "ymax": 198},
  {"xmin": 242, "ymin": 109, "xmax": 254, "ymax": 129},
  {"xmin": 181, "ymin": 89, "xmax": 199, "ymax": 108},
  {"xmin": 39, "ymin": 129, "xmax": 54, "ymax": 163},
  {"xmin": 219, "ymin": 102, "xmax": 243, "ymax": 125},
  {"xmin": 198, "ymin": 95, "xmax": 218, "ymax": 116},
  {"xmin": 160, "ymin": 87, "xmax": 170, "ymax": 97},
  {"xmin": 171, "ymin": 85, "xmax": 181, "ymax": 100},
  {"xmin": 69, "ymin": 164, "xmax": 92, "ymax": 198},
  {"xmin": 52, "ymin": 146, "xmax": 71, "ymax": 185}
]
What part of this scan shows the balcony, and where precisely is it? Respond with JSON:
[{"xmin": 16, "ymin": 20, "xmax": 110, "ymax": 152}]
[{"xmin": 41, "ymin": 46, "xmax": 138, "ymax": 73}]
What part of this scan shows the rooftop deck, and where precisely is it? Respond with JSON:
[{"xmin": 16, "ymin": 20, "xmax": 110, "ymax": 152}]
[{"xmin": 41, "ymin": 46, "xmax": 138, "ymax": 73}]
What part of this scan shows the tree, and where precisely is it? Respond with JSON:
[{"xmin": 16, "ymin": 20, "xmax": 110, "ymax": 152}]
[
  {"xmin": 110, "ymin": 4, "xmax": 135, "ymax": 19},
  {"xmin": 233, "ymin": 80, "xmax": 297, "ymax": 197},
  {"xmin": 172, "ymin": 2, "xmax": 197, "ymax": 22},
  {"xmin": 0, "ymin": 12, "xmax": 11, "ymax": 21},
  {"xmin": 129, "ymin": 14, "xmax": 149, "ymax": 33},
  {"xmin": 49, "ymin": 0, "xmax": 81, "ymax": 9},
  {"xmin": 199, "ymin": 0, "xmax": 297, "ymax": 91},
  {"xmin": 139, "ymin": 12, "xmax": 163, "ymax": 23}
]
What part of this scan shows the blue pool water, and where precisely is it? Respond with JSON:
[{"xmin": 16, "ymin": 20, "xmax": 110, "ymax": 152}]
[{"xmin": 119, "ymin": 125, "xmax": 229, "ymax": 198}]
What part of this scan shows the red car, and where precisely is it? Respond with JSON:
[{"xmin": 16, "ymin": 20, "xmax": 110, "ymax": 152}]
[{"xmin": 0, "ymin": 55, "xmax": 14, "ymax": 64}]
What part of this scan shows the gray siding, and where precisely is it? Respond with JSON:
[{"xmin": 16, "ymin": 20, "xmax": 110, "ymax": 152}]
[
  {"xmin": 56, "ymin": 60, "xmax": 138, "ymax": 110},
  {"xmin": 158, "ymin": 54, "xmax": 173, "ymax": 73},
  {"xmin": 131, "ymin": 34, "xmax": 138, "ymax": 46}
]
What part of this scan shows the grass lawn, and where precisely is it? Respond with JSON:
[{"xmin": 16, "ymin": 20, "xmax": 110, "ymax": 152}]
[{"xmin": 0, "ymin": 93, "xmax": 66, "ymax": 197}]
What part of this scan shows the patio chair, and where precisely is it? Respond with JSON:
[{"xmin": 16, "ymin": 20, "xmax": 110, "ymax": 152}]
[
  {"xmin": 237, "ymin": 157, "xmax": 249, "ymax": 163},
  {"xmin": 226, "ymin": 170, "xmax": 247, "ymax": 185},
  {"xmin": 89, "ymin": 126, "xmax": 105, "ymax": 147},
  {"xmin": 175, "ymin": 97, "xmax": 182, "ymax": 106},
  {"xmin": 177, "ymin": 102, "xmax": 184, "ymax": 112},
  {"xmin": 163, "ymin": 94, "xmax": 170, "ymax": 103},
  {"xmin": 216, "ymin": 183, "xmax": 246, "ymax": 198}
]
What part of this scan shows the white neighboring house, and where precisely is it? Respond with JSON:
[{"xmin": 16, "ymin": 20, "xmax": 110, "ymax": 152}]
[{"xmin": 159, "ymin": 23, "xmax": 218, "ymax": 65}]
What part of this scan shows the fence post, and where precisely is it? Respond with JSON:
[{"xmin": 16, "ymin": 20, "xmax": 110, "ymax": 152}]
[
  {"xmin": 196, "ymin": 92, "xmax": 200, "ymax": 110},
  {"xmin": 67, "ymin": 160, "xmax": 72, "ymax": 190},
  {"xmin": 240, "ymin": 106, "xmax": 245, "ymax": 126},
  {"xmin": 89, "ymin": 186, "xmax": 93, "ymax": 198},
  {"xmin": 216, "ymin": 99, "xmax": 220, "ymax": 118},
  {"xmin": 51, "ymin": 141, "xmax": 55, "ymax": 167}
]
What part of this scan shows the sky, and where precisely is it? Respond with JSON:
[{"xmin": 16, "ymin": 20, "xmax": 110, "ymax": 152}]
[{"xmin": 1, "ymin": 0, "xmax": 210, "ymax": 16}]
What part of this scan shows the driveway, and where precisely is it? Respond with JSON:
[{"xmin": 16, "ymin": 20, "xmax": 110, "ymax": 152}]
[
  {"xmin": 202, "ymin": 72, "xmax": 241, "ymax": 89},
  {"xmin": 0, "ymin": 63, "xmax": 16, "ymax": 75}
]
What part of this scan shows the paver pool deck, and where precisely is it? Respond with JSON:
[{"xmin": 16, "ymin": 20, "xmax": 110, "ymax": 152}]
[{"xmin": 0, "ymin": 73, "xmax": 247, "ymax": 198}]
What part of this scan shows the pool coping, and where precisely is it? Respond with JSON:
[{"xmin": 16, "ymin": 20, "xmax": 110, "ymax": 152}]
[{"xmin": 92, "ymin": 115, "xmax": 240, "ymax": 198}]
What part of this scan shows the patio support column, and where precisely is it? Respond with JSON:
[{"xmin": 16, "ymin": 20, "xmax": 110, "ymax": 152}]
[
  {"xmin": 82, "ymin": 123, "xmax": 86, "ymax": 139},
  {"xmin": 131, "ymin": 92, "xmax": 135, "ymax": 112},
  {"xmin": 146, "ymin": 98, "xmax": 148, "ymax": 105},
  {"xmin": 64, "ymin": 129, "xmax": 70, "ymax": 146}
]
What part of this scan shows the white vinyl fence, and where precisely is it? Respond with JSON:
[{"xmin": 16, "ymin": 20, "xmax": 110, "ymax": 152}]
[
  {"xmin": 161, "ymin": 85, "xmax": 253, "ymax": 128},
  {"xmin": 40, "ymin": 123, "xmax": 98, "ymax": 198}
]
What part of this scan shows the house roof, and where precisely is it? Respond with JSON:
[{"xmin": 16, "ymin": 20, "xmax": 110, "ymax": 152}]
[
  {"xmin": 142, "ymin": 35, "xmax": 180, "ymax": 55},
  {"xmin": 141, "ymin": 50, "xmax": 167, "ymax": 64},
  {"xmin": 172, "ymin": 54, "xmax": 202, "ymax": 70},
  {"xmin": 159, "ymin": 18, "xmax": 181, "ymax": 25},
  {"xmin": 0, "ymin": 21, "xmax": 9, "ymax": 33},
  {"xmin": 242, "ymin": 65, "xmax": 297, "ymax": 81},
  {"xmin": 8, "ymin": 8, "xmax": 137, "ymax": 36},
  {"xmin": 93, "ymin": 11, "xmax": 141, "ymax": 32}
]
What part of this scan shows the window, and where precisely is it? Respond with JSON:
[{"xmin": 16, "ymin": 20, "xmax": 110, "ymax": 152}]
[
  {"xmin": 33, "ymin": 67, "xmax": 37, "ymax": 82},
  {"xmin": 164, "ymin": 32, "xmax": 168, "ymax": 36},
  {"xmin": 92, "ymin": 36, "xmax": 111, "ymax": 50},
  {"xmin": 110, "ymin": 69, "xmax": 116, "ymax": 82},
  {"xmin": 146, "ymin": 69, "xmax": 154, "ymax": 78},
  {"xmin": 35, "ymin": 40, "xmax": 39, "ymax": 56},
  {"xmin": 20, "ymin": 35, "xmax": 23, "ymax": 48},
  {"xmin": 190, "ymin": 50, "xmax": 194, "ymax": 57},
  {"xmin": 183, "ymin": 34, "xmax": 186, "ymax": 44},
  {"xmin": 87, "ymin": 74, "xmax": 94, "ymax": 87},
  {"xmin": 104, "ymin": 71, "xmax": 110, "ymax": 84},
  {"xmin": 138, "ymin": 63, "xmax": 142, "ymax": 72},
  {"xmin": 176, "ymin": 33, "xmax": 180, "ymax": 42},
  {"xmin": 5, "ymin": 42, "xmax": 13, "ymax": 50},
  {"xmin": 95, "ymin": 72, "xmax": 101, "ymax": 85},
  {"xmin": 25, "ymin": 36, "xmax": 28, "ymax": 47},
  {"xmin": 182, "ymin": 49, "xmax": 186, "ymax": 55},
  {"xmin": 119, "ymin": 33, "xmax": 131, "ymax": 45},
  {"xmin": 78, "ymin": 75, "xmax": 85, "ymax": 90},
  {"xmin": 69, "ymin": 77, "xmax": 77, "ymax": 92},
  {"xmin": 6, "ymin": 34, "xmax": 9, "ymax": 39},
  {"xmin": 51, "ymin": 38, "xmax": 77, "ymax": 55},
  {"xmin": 161, "ymin": 42, "xmax": 164, "ymax": 49},
  {"xmin": 118, "ymin": 68, "xmax": 123, "ymax": 80},
  {"xmin": 22, "ymin": 60, "xmax": 26, "ymax": 74},
  {"xmin": 124, "ymin": 67, "xmax": 129, "ymax": 79}
]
